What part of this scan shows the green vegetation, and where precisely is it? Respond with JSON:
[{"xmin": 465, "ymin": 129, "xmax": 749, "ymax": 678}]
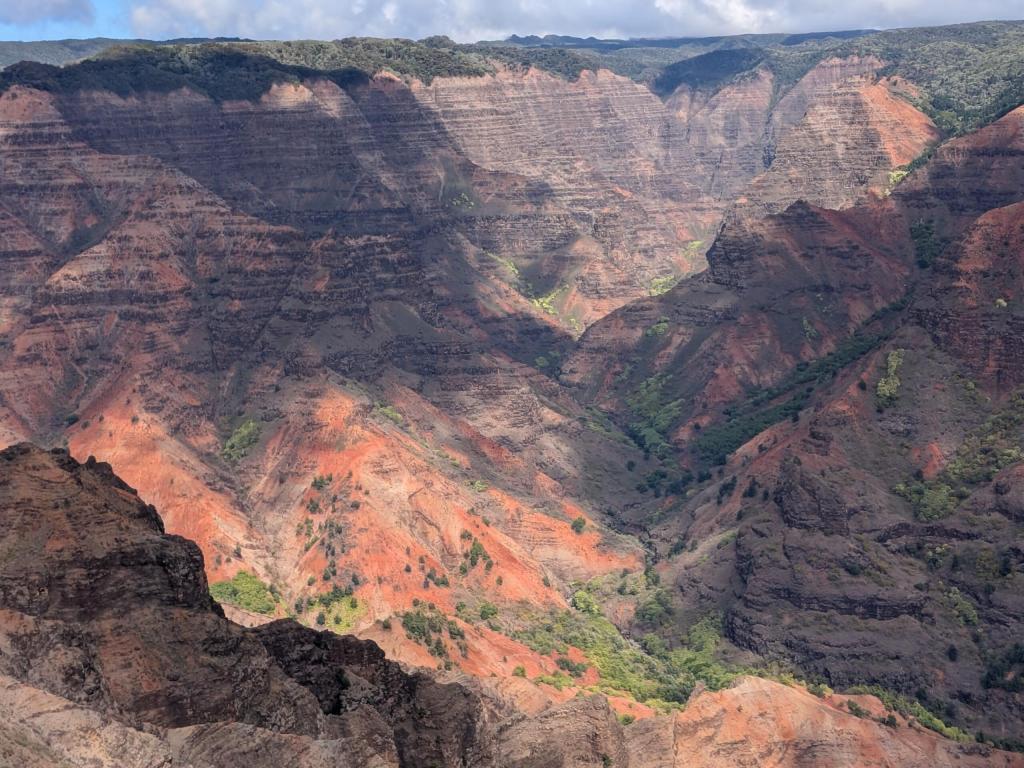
[
  {"xmin": 209, "ymin": 571, "xmax": 277, "ymax": 614},
  {"xmin": 512, "ymin": 597, "xmax": 737, "ymax": 707},
  {"xmin": 571, "ymin": 516, "xmax": 587, "ymax": 534},
  {"xmin": 875, "ymin": 349, "xmax": 905, "ymax": 408},
  {"xmin": 983, "ymin": 643, "xmax": 1024, "ymax": 692},
  {"xmin": 649, "ymin": 276, "xmax": 678, "ymax": 297},
  {"xmin": 887, "ymin": 169, "xmax": 909, "ymax": 188},
  {"xmin": 910, "ymin": 220, "xmax": 946, "ymax": 268},
  {"xmin": 692, "ymin": 331, "xmax": 888, "ymax": 464},
  {"xmin": 479, "ymin": 602, "xmax": 499, "ymax": 621},
  {"xmin": 534, "ymin": 671, "xmax": 574, "ymax": 690},
  {"xmin": 846, "ymin": 684, "xmax": 973, "ymax": 742},
  {"xmin": 425, "ymin": 567, "xmax": 450, "ymax": 588},
  {"xmin": 625, "ymin": 375, "xmax": 683, "ymax": 459},
  {"xmin": 531, "ymin": 284, "xmax": 568, "ymax": 315},
  {"xmin": 896, "ymin": 392, "xmax": 1024, "ymax": 519},
  {"xmin": 0, "ymin": 39, "xmax": 495, "ymax": 100},
  {"xmin": 645, "ymin": 317, "xmax": 671, "ymax": 337},
  {"xmin": 308, "ymin": 593, "xmax": 365, "ymax": 632},
  {"xmin": 846, "ymin": 699, "xmax": 869, "ymax": 718},
  {"xmin": 895, "ymin": 481, "xmax": 958, "ymax": 521},
  {"xmin": 311, "ymin": 473, "xmax": 333, "ymax": 490},
  {"xmin": 374, "ymin": 402, "xmax": 404, "ymax": 426},
  {"xmin": 944, "ymin": 586, "xmax": 979, "ymax": 626},
  {"xmin": 401, "ymin": 602, "xmax": 466, "ymax": 659},
  {"xmin": 469, "ymin": 44, "xmax": 600, "ymax": 80},
  {"xmin": 4, "ymin": 22, "xmax": 1023, "ymax": 137},
  {"xmin": 221, "ymin": 419, "xmax": 261, "ymax": 463},
  {"xmin": 845, "ymin": 21, "xmax": 1024, "ymax": 135},
  {"xmin": 634, "ymin": 588, "xmax": 674, "ymax": 628},
  {"xmin": 464, "ymin": 537, "xmax": 492, "ymax": 571},
  {"xmin": 487, "ymin": 252, "xmax": 521, "ymax": 279},
  {"xmin": 653, "ymin": 48, "xmax": 765, "ymax": 95},
  {"xmin": 556, "ymin": 656, "xmax": 589, "ymax": 677}
]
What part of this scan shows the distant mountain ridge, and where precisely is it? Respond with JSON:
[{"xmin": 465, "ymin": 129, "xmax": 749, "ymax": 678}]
[
  {"xmin": 3, "ymin": 21, "xmax": 1023, "ymax": 134},
  {"xmin": 0, "ymin": 36, "xmax": 247, "ymax": 70}
]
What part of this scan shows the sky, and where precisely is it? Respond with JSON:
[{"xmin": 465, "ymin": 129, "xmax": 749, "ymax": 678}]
[{"xmin": 1, "ymin": 0, "xmax": 1022, "ymax": 43}]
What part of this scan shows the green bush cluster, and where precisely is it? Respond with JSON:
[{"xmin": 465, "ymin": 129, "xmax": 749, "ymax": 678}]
[
  {"xmin": 896, "ymin": 393, "xmax": 1024, "ymax": 519},
  {"xmin": 465, "ymin": 537, "xmax": 492, "ymax": 570},
  {"xmin": 625, "ymin": 375, "xmax": 683, "ymax": 458},
  {"xmin": 401, "ymin": 603, "xmax": 465, "ymax": 659},
  {"xmin": 693, "ymin": 332, "xmax": 887, "ymax": 464},
  {"xmin": 875, "ymin": 349, "xmax": 905, "ymax": 408},
  {"xmin": 846, "ymin": 684, "xmax": 973, "ymax": 742},
  {"xmin": 221, "ymin": 419, "xmax": 260, "ymax": 463},
  {"xmin": 910, "ymin": 220, "xmax": 945, "ymax": 268},
  {"xmin": 982, "ymin": 644, "xmax": 1024, "ymax": 692},
  {"xmin": 555, "ymin": 656, "xmax": 589, "ymax": 677},
  {"xmin": 374, "ymin": 403, "xmax": 404, "ymax": 425},
  {"xmin": 513, "ymin": 605, "xmax": 736, "ymax": 707},
  {"xmin": 209, "ymin": 571, "xmax": 277, "ymax": 614}
]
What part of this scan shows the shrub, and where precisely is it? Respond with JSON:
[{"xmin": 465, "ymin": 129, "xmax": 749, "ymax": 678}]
[
  {"xmin": 808, "ymin": 681, "xmax": 832, "ymax": 698},
  {"xmin": 571, "ymin": 516, "xmax": 587, "ymax": 534},
  {"xmin": 982, "ymin": 643, "xmax": 1024, "ymax": 692},
  {"xmin": 479, "ymin": 602, "xmax": 499, "ymax": 621},
  {"xmin": 876, "ymin": 349, "xmax": 905, "ymax": 408},
  {"xmin": 512, "ymin": 665, "xmax": 527, "ymax": 677},
  {"xmin": 209, "ymin": 571, "xmax": 277, "ymax": 614},
  {"xmin": 556, "ymin": 656, "xmax": 589, "ymax": 677},
  {"xmin": 374, "ymin": 403, "xmax": 404, "ymax": 425},
  {"xmin": 846, "ymin": 700, "xmax": 869, "ymax": 718},
  {"xmin": 221, "ymin": 419, "xmax": 261, "ymax": 463}
]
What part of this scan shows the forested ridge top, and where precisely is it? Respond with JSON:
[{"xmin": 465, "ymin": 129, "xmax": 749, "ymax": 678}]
[{"xmin": 2, "ymin": 21, "xmax": 1023, "ymax": 132}]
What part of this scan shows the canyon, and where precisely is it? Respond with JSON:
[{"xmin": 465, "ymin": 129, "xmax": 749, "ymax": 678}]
[
  {"xmin": 0, "ymin": 23, "xmax": 1022, "ymax": 765},
  {"xmin": 1, "ymin": 443, "xmax": 1018, "ymax": 767}
]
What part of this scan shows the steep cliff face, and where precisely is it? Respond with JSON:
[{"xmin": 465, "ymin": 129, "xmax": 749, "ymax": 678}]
[
  {"xmin": 0, "ymin": 442, "xmax": 514, "ymax": 768},
  {"xmin": 570, "ymin": 107, "xmax": 1024, "ymax": 745},
  {"xmin": 669, "ymin": 56, "xmax": 938, "ymax": 218},
  {"xmin": 565, "ymin": 198, "xmax": 911, "ymax": 416},
  {"xmin": 0, "ymin": 443, "xmax": 1015, "ymax": 768},
  {"xmin": 0, "ymin": 48, "xmax": 940, "ymax": 682},
  {"xmin": 0, "ymin": 80, "xmax": 661, "ymax": 691}
]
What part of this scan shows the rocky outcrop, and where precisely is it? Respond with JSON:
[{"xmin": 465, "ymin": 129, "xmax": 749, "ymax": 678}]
[
  {"xmin": 0, "ymin": 442, "xmax": 494, "ymax": 767},
  {"xmin": 631, "ymin": 677, "xmax": 1021, "ymax": 768},
  {"xmin": 565, "ymin": 106, "xmax": 1024, "ymax": 744},
  {"xmin": 0, "ymin": 441, "xmax": 1016, "ymax": 768}
]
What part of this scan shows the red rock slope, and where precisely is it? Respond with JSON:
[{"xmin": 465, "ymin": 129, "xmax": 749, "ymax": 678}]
[{"xmin": 0, "ymin": 442, "xmax": 1017, "ymax": 768}]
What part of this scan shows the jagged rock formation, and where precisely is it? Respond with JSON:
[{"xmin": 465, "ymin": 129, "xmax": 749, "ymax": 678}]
[
  {"xmin": 0, "ymin": 442, "xmax": 1017, "ymax": 768},
  {"xmin": 570, "ymin": 106, "xmax": 1024, "ymax": 745}
]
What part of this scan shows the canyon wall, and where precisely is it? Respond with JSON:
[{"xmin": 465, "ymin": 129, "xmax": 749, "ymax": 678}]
[{"xmin": 1, "ymin": 443, "xmax": 1016, "ymax": 768}]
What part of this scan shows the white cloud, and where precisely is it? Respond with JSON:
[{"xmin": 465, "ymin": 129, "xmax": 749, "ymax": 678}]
[
  {"xmin": 127, "ymin": 0, "xmax": 1024, "ymax": 42},
  {"xmin": 0, "ymin": 0, "xmax": 93, "ymax": 25}
]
